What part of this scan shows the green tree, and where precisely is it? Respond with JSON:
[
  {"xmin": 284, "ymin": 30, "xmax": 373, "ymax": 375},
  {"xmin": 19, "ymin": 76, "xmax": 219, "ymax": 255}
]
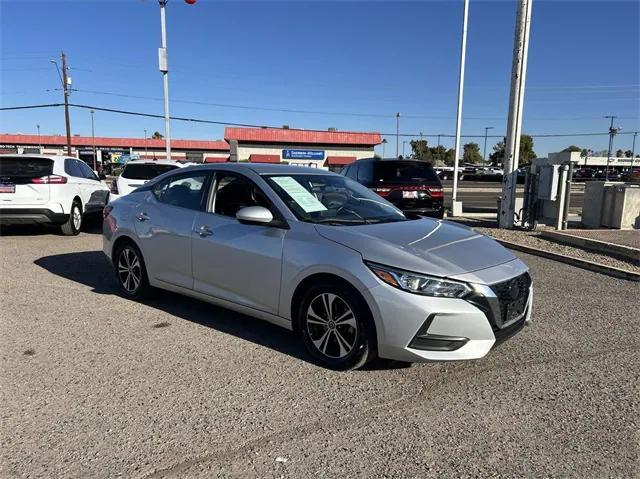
[
  {"xmin": 562, "ymin": 145, "xmax": 582, "ymax": 152},
  {"xmin": 624, "ymin": 150, "xmax": 633, "ymax": 158},
  {"xmin": 489, "ymin": 134, "xmax": 537, "ymax": 166},
  {"xmin": 462, "ymin": 142, "xmax": 483, "ymax": 163},
  {"xmin": 615, "ymin": 149, "xmax": 624, "ymax": 157},
  {"xmin": 151, "ymin": 131, "xmax": 164, "ymax": 139},
  {"xmin": 410, "ymin": 140, "xmax": 432, "ymax": 161}
]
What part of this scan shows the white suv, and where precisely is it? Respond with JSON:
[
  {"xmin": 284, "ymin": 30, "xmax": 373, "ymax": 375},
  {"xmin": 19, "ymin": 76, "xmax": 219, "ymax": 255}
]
[
  {"xmin": 0, "ymin": 155, "xmax": 110, "ymax": 235},
  {"xmin": 113, "ymin": 160, "xmax": 190, "ymax": 197}
]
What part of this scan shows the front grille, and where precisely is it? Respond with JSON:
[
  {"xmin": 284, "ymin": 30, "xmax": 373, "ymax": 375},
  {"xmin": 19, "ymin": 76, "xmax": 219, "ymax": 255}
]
[{"xmin": 490, "ymin": 272, "xmax": 532, "ymax": 327}]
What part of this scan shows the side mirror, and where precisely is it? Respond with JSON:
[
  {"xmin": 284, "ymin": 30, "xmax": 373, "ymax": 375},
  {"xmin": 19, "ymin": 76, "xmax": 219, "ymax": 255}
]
[{"xmin": 236, "ymin": 206, "xmax": 273, "ymax": 225}]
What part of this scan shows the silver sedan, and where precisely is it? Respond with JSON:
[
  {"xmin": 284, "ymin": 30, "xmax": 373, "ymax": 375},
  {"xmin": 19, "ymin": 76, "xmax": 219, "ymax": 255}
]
[{"xmin": 103, "ymin": 163, "xmax": 532, "ymax": 370}]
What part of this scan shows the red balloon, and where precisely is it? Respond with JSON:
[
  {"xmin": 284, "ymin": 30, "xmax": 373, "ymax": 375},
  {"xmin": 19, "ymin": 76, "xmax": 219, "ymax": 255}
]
[{"xmin": 185, "ymin": 0, "xmax": 196, "ymax": 4}]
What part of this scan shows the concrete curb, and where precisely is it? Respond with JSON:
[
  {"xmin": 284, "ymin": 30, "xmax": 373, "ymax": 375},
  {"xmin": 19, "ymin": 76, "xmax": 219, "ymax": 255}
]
[
  {"xmin": 539, "ymin": 230, "xmax": 639, "ymax": 265},
  {"xmin": 494, "ymin": 238, "xmax": 640, "ymax": 282}
]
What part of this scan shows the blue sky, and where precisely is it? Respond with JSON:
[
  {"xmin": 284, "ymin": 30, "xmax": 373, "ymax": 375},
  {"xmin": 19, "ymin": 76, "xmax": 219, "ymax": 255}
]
[{"xmin": 1, "ymin": 0, "xmax": 639, "ymax": 157}]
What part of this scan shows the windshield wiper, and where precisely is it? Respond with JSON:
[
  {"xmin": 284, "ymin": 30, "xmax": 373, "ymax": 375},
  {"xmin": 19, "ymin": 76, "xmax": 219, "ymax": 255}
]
[{"xmin": 309, "ymin": 218, "xmax": 369, "ymax": 225}]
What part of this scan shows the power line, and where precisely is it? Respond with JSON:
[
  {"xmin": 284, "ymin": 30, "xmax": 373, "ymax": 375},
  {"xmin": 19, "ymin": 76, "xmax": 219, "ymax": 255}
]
[{"xmin": 2, "ymin": 102, "xmax": 639, "ymax": 139}]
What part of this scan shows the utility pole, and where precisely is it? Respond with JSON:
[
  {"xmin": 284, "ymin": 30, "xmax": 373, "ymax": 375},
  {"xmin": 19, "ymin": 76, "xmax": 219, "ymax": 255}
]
[
  {"xmin": 483, "ymin": 126, "xmax": 494, "ymax": 162},
  {"xmin": 395, "ymin": 112, "xmax": 400, "ymax": 158},
  {"xmin": 452, "ymin": 0, "xmax": 469, "ymax": 213},
  {"xmin": 51, "ymin": 53, "xmax": 73, "ymax": 156},
  {"xmin": 499, "ymin": 0, "xmax": 533, "ymax": 229},
  {"xmin": 158, "ymin": 0, "xmax": 172, "ymax": 160},
  {"xmin": 604, "ymin": 115, "xmax": 618, "ymax": 181},
  {"xmin": 90, "ymin": 110, "xmax": 97, "ymax": 171},
  {"xmin": 630, "ymin": 131, "xmax": 637, "ymax": 169}
]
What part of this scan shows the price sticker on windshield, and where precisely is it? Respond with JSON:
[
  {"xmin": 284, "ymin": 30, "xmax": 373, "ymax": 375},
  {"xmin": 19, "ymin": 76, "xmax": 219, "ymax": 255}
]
[{"xmin": 271, "ymin": 176, "xmax": 327, "ymax": 213}]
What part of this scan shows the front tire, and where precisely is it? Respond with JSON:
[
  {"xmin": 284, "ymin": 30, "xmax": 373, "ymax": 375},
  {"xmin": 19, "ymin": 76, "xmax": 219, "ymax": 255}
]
[
  {"xmin": 114, "ymin": 242, "xmax": 151, "ymax": 299},
  {"xmin": 297, "ymin": 282, "xmax": 376, "ymax": 370},
  {"xmin": 60, "ymin": 200, "xmax": 82, "ymax": 236}
]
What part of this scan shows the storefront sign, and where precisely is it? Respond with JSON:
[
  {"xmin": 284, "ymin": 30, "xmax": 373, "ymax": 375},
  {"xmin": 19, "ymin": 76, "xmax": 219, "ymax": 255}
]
[{"xmin": 282, "ymin": 149, "xmax": 325, "ymax": 160}]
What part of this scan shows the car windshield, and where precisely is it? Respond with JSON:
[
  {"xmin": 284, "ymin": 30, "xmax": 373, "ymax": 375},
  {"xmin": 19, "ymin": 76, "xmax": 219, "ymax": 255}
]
[
  {"xmin": 264, "ymin": 173, "xmax": 406, "ymax": 225},
  {"xmin": 374, "ymin": 161, "xmax": 439, "ymax": 184},
  {"xmin": 121, "ymin": 163, "xmax": 178, "ymax": 180}
]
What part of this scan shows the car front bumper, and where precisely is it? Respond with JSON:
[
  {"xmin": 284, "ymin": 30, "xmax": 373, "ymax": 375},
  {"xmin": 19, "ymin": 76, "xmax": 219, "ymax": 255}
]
[{"xmin": 365, "ymin": 259, "xmax": 532, "ymax": 362}]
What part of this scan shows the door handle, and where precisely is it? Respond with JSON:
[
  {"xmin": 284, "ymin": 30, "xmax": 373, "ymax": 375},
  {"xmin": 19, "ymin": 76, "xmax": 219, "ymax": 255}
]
[
  {"xmin": 136, "ymin": 212, "xmax": 150, "ymax": 222},
  {"xmin": 197, "ymin": 225, "xmax": 213, "ymax": 237}
]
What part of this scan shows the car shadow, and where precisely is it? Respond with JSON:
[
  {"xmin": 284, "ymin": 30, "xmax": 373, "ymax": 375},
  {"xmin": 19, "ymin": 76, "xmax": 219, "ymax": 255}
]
[{"xmin": 34, "ymin": 251, "xmax": 407, "ymax": 370}]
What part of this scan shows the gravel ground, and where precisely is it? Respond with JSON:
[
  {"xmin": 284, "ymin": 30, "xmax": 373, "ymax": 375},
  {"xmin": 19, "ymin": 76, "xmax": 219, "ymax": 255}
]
[
  {"xmin": 457, "ymin": 219, "xmax": 640, "ymax": 273},
  {"xmin": 1, "ymin": 228, "xmax": 638, "ymax": 478}
]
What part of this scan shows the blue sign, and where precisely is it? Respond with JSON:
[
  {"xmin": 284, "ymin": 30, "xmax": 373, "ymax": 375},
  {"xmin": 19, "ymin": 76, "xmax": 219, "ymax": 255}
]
[{"xmin": 282, "ymin": 149, "xmax": 325, "ymax": 160}]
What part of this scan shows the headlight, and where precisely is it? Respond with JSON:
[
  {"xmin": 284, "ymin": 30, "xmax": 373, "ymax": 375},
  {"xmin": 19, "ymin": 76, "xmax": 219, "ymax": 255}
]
[{"xmin": 366, "ymin": 262, "xmax": 471, "ymax": 298}]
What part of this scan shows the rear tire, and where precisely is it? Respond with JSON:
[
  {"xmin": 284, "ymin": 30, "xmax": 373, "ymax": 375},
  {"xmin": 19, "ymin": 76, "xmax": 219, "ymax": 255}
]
[
  {"xmin": 297, "ymin": 281, "xmax": 376, "ymax": 371},
  {"xmin": 60, "ymin": 201, "xmax": 82, "ymax": 236},
  {"xmin": 114, "ymin": 241, "xmax": 151, "ymax": 299}
]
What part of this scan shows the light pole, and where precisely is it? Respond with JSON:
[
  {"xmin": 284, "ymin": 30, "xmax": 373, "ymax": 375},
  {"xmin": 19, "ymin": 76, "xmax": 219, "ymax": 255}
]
[
  {"xmin": 402, "ymin": 140, "xmax": 408, "ymax": 157},
  {"xmin": 631, "ymin": 131, "xmax": 637, "ymax": 169},
  {"xmin": 90, "ymin": 109, "xmax": 97, "ymax": 171},
  {"xmin": 452, "ymin": 0, "xmax": 469, "ymax": 211},
  {"xmin": 381, "ymin": 138, "xmax": 387, "ymax": 159},
  {"xmin": 395, "ymin": 112, "xmax": 400, "ymax": 158},
  {"xmin": 158, "ymin": 0, "xmax": 172, "ymax": 160},
  {"xmin": 604, "ymin": 115, "xmax": 618, "ymax": 181},
  {"xmin": 37, "ymin": 124, "xmax": 41, "ymax": 150},
  {"xmin": 483, "ymin": 126, "xmax": 494, "ymax": 162},
  {"xmin": 144, "ymin": 129, "xmax": 148, "ymax": 158}
]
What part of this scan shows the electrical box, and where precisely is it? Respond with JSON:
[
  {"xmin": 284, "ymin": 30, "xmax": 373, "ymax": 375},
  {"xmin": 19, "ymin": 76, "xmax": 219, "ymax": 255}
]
[
  {"xmin": 158, "ymin": 47, "xmax": 168, "ymax": 72},
  {"xmin": 538, "ymin": 165, "xmax": 560, "ymax": 201}
]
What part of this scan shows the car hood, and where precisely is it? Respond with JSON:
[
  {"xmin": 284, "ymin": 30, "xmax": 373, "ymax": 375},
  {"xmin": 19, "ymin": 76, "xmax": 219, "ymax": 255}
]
[{"xmin": 315, "ymin": 218, "xmax": 516, "ymax": 277}]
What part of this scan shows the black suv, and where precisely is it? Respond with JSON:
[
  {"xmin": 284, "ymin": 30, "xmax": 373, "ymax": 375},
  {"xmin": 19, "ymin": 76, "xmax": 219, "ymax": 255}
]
[{"xmin": 341, "ymin": 158, "xmax": 444, "ymax": 218}]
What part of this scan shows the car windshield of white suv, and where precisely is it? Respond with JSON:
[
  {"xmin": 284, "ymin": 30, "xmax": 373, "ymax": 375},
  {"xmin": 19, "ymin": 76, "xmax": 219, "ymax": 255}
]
[
  {"xmin": 121, "ymin": 163, "xmax": 179, "ymax": 180},
  {"xmin": 265, "ymin": 174, "xmax": 406, "ymax": 225}
]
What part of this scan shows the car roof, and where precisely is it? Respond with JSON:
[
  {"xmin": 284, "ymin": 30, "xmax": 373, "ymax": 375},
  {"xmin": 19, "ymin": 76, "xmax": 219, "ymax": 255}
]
[
  {"xmin": 124, "ymin": 159, "xmax": 190, "ymax": 166},
  {"xmin": 180, "ymin": 162, "xmax": 336, "ymax": 176},
  {"xmin": 354, "ymin": 157, "xmax": 434, "ymax": 165},
  {"xmin": 0, "ymin": 154, "xmax": 73, "ymax": 161}
]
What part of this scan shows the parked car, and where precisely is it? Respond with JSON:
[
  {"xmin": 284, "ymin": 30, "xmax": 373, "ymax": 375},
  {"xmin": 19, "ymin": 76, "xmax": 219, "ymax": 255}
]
[
  {"xmin": 0, "ymin": 155, "xmax": 109, "ymax": 235},
  {"xmin": 112, "ymin": 159, "xmax": 190, "ymax": 197},
  {"xmin": 341, "ymin": 158, "xmax": 445, "ymax": 219},
  {"xmin": 622, "ymin": 168, "xmax": 640, "ymax": 183},
  {"xmin": 573, "ymin": 167, "xmax": 594, "ymax": 181},
  {"xmin": 103, "ymin": 163, "xmax": 532, "ymax": 370}
]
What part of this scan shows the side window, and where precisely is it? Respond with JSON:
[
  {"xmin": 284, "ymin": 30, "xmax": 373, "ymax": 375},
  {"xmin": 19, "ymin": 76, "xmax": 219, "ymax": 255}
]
[
  {"xmin": 77, "ymin": 160, "xmax": 97, "ymax": 180},
  {"xmin": 357, "ymin": 163, "xmax": 373, "ymax": 186},
  {"xmin": 213, "ymin": 173, "xmax": 270, "ymax": 218},
  {"xmin": 64, "ymin": 158, "xmax": 82, "ymax": 178},
  {"xmin": 346, "ymin": 164, "xmax": 358, "ymax": 180},
  {"xmin": 341, "ymin": 165, "xmax": 351, "ymax": 177},
  {"xmin": 152, "ymin": 172, "xmax": 211, "ymax": 211}
]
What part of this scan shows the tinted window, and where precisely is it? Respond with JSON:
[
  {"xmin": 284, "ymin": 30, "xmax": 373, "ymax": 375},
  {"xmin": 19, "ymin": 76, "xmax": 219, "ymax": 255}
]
[
  {"xmin": 77, "ymin": 160, "xmax": 97, "ymax": 179},
  {"xmin": 0, "ymin": 157, "xmax": 53, "ymax": 178},
  {"xmin": 373, "ymin": 161, "xmax": 439, "ymax": 184},
  {"xmin": 357, "ymin": 162, "xmax": 374, "ymax": 186},
  {"xmin": 340, "ymin": 165, "xmax": 351, "ymax": 177},
  {"xmin": 214, "ymin": 173, "xmax": 270, "ymax": 217},
  {"xmin": 152, "ymin": 172, "xmax": 210, "ymax": 211},
  {"xmin": 122, "ymin": 163, "xmax": 179, "ymax": 180},
  {"xmin": 64, "ymin": 159, "xmax": 83, "ymax": 177}
]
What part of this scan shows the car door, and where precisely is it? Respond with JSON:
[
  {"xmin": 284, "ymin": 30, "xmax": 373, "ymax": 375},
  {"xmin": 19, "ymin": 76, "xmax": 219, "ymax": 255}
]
[
  {"xmin": 75, "ymin": 160, "xmax": 108, "ymax": 212},
  {"xmin": 134, "ymin": 170, "xmax": 213, "ymax": 290},
  {"xmin": 191, "ymin": 171, "xmax": 286, "ymax": 314}
]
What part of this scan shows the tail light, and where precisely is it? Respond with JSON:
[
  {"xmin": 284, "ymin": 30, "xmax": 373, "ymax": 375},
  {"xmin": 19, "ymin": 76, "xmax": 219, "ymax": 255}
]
[
  {"xmin": 426, "ymin": 187, "xmax": 444, "ymax": 198},
  {"xmin": 103, "ymin": 204, "xmax": 114, "ymax": 219},
  {"xmin": 31, "ymin": 175, "xmax": 67, "ymax": 184},
  {"xmin": 372, "ymin": 187, "xmax": 392, "ymax": 197}
]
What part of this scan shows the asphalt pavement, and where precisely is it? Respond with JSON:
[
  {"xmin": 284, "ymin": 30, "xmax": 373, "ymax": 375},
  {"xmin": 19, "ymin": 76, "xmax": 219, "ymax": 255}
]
[{"xmin": 1, "ymin": 225, "xmax": 637, "ymax": 478}]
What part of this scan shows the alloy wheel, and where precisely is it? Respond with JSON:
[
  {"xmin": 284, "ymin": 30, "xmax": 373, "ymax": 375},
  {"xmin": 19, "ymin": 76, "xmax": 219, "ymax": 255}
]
[
  {"xmin": 117, "ymin": 247, "xmax": 142, "ymax": 293},
  {"xmin": 72, "ymin": 205, "xmax": 82, "ymax": 230},
  {"xmin": 306, "ymin": 293, "xmax": 358, "ymax": 359}
]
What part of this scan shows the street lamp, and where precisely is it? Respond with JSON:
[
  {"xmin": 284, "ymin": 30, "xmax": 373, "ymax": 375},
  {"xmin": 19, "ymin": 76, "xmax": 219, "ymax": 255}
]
[
  {"xmin": 37, "ymin": 124, "xmax": 41, "ymax": 150},
  {"xmin": 381, "ymin": 138, "xmax": 387, "ymax": 159},
  {"xmin": 144, "ymin": 129, "xmax": 148, "ymax": 158},
  {"xmin": 395, "ymin": 112, "xmax": 400, "ymax": 158},
  {"xmin": 483, "ymin": 126, "xmax": 494, "ymax": 162}
]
